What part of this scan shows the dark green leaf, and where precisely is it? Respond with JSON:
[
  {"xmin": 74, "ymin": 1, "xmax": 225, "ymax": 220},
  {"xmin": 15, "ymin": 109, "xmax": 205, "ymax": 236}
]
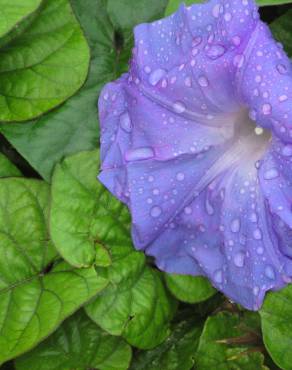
[
  {"xmin": 15, "ymin": 310, "xmax": 132, "ymax": 370},
  {"xmin": 196, "ymin": 312, "xmax": 267, "ymax": 370},
  {"xmin": 271, "ymin": 9, "xmax": 292, "ymax": 57},
  {"xmin": 0, "ymin": 178, "xmax": 107, "ymax": 364},
  {"xmin": 0, "ymin": 0, "xmax": 90, "ymax": 122},
  {"xmin": 164, "ymin": 274, "xmax": 215, "ymax": 304},
  {"xmin": 130, "ymin": 318, "xmax": 202, "ymax": 370}
]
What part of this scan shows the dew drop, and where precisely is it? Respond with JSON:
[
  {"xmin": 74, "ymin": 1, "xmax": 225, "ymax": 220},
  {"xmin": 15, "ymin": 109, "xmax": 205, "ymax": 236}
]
[
  {"xmin": 184, "ymin": 76, "xmax": 192, "ymax": 87},
  {"xmin": 253, "ymin": 286, "xmax": 260, "ymax": 296},
  {"xmin": 262, "ymin": 103, "xmax": 272, "ymax": 115},
  {"xmin": 125, "ymin": 147, "xmax": 154, "ymax": 161},
  {"xmin": 192, "ymin": 36, "xmax": 202, "ymax": 47},
  {"xmin": 184, "ymin": 206, "xmax": 192, "ymax": 215},
  {"xmin": 120, "ymin": 112, "xmax": 132, "ymax": 133},
  {"xmin": 205, "ymin": 198, "xmax": 214, "ymax": 215},
  {"xmin": 206, "ymin": 45, "xmax": 225, "ymax": 59},
  {"xmin": 198, "ymin": 76, "xmax": 209, "ymax": 87},
  {"xmin": 150, "ymin": 206, "xmax": 162, "ymax": 218},
  {"xmin": 264, "ymin": 168, "xmax": 279, "ymax": 180},
  {"xmin": 176, "ymin": 172, "xmax": 185, "ymax": 181},
  {"xmin": 232, "ymin": 35, "xmax": 241, "ymax": 46},
  {"xmin": 230, "ymin": 218, "xmax": 240, "ymax": 233},
  {"xmin": 265, "ymin": 265, "xmax": 275, "ymax": 280},
  {"xmin": 224, "ymin": 13, "xmax": 232, "ymax": 21},
  {"xmin": 282, "ymin": 145, "xmax": 292, "ymax": 157},
  {"xmin": 277, "ymin": 63, "xmax": 287, "ymax": 74},
  {"xmin": 256, "ymin": 246, "xmax": 264, "ymax": 255},
  {"xmin": 214, "ymin": 269, "xmax": 223, "ymax": 284},
  {"xmin": 253, "ymin": 228, "xmax": 262, "ymax": 240},
  {"xmin": 173, "ymin": 101, "xmax": 186, "ymax": 114},
  {"xmin": 234, "ymin": 251, "xmax": 245, "ymax": 267},
  {"xmin": 279, "ymin": 94, "xmax": 288, "ymax": 102},
  {"xmin": 233, "ymin": 54, "xmax": 245, "ymax": 68},
  {"xmin": 148, "ymin": 68, "xmax": 166, "ymax": 86},
  {"xmin": 212, "ymin": 4, "xmax": 221, "ymax": 18}
]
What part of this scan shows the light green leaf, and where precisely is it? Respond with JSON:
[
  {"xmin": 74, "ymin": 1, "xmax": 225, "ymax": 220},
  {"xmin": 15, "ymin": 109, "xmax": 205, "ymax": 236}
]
[
  {"xmin": 50, "ymin": 149, "xmax": 176, "ymax": 348},
  {"xmin": 0, "ymin": 153, "xmax": 21, "ymax": 177},
  {"xmin": 260, "ymin": 285, "xmax": 292, "ymax": 370},
  {"xmin": 15, "ymin": 310, "xmax": 132, "ymax": 370},
  {"xmin": 130, "ymin": 317, "xmax": 202, "ymax": 370},
  {"xmin": 0, "ymin": 0, "xmax": 42, "ymax": 39},
  {"xmin": 0, "ymin": 0, "xmax": 90, "ymax": 122},
  {"xmin": 164, "ymin": 274, "xmax": 215, "ymax": 304},
  {"xmin": 0, "ymin": 178, "xmax": 107, "ymax": 364},
  {"xmin": 0, "ymin": 0, "xmax": 168, "ymax": 180},
  {"xmin": 270, "ymin": 9, "xmax": 292, "ymax": 58},
  {"xmin": 196, "ymin": 312, "xmax": 267, "ymax": 370},
  {"xmin": 165, "ymin": 0, "xmax": 292, "ymax": 16}
]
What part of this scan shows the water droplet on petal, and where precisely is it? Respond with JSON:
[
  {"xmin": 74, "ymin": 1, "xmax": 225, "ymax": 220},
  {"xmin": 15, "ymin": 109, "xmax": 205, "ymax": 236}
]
[
  {"xmin": 198, "ymin": 76, "xmax": 209, "ymax": 87},
  {"xmin": 257, "ymin": 246, "xmax": 264, "ymax": 255},
  {"xmin": 212, "ymin": 4, "xmax": 221, "ymax": 18},
  {"xmin": 265, "ymin": 265, "xmax": 275, "ymax": 280},
  {"xmin": 214, "ymin": 269, "xmax": 223, "ymax": 284},
  {"xmin": 233, "ymin": 54, "xmax": 245, "ymax": 68},
  {"xmin": 234, "ymin": 251, "xmax": 245, "ymax": 267},
  {"xmin": 173, "ymin": 101, "xmax": 186, "ymax": 114},
  {"xmin": 253, "ymin": 228, "xmax": 262, "ymax": 240},
  {"xmin": 205, "ymin": 198, "xmax": 214, "ymax": 215},
  {"xmin": 282, "ymin": 145, "xmax": 292, "ymax": 157},
  {"xmin": 192, "ymin": 36, "xmax": 202, "ymax": 47},
  {"xmin": 279, "ymin": 94, "xmax": 288, "ymax": 102},
  {"xmin": 230, "ymin": 218, "xmax": 241, "ymax": 233},
  {"xmin": 120, "ymin": 112, "xmax": 132, "ymax": 133},
  {"xmin": 277, "ymin": 63, "xmax": 287, "ymax": 74},
  {"xmin": 232, "ymin": 35, "xmax": 241, "ymax": 46},
  {"xmin": 150, "ymin": 206, "xmax": 162, "ymax": 218},
  {"xmin": 224, "ymin": 13, "xmax": 232, "ymax": 22},
  {"xmin": 148, "ymin": 68, "xmax": 166, "ymax": 86},
  {"xmin": 264, "ymin": 168, "xmax": 279, "ymax": 180},
  {"xmin": 262, "ymin": 103, "xmax": 272, "ymax": 115},
  {"xmin": 125, "ymin": 147, "xmax": 154, "ymax": 161},
  {"xmin": 184, "ymin": 206, "xmax": 192, "ymax": 215},
  {"xmin": 176, "ymin": 172, "xmax": 185, "ymax": 181},
  {"xmin": 206, "ymin": 45, "xmax": 225, "ymax": 59},
  {"xmin": 253, "ymin": 286, "xmax": 260, "ymax": 296}
]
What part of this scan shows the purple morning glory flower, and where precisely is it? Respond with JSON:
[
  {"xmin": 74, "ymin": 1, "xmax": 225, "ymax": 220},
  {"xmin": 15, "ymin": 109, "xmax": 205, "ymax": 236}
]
[{"xmin": 98, "ymin": 0, "xmax": 292, "ymax": 310}]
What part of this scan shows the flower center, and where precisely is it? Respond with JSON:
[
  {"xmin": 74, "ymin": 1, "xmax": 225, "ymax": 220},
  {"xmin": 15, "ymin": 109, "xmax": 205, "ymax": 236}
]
[{"xmin": 233, "ymin": 108, "xmax": 272, "ymax": 163}]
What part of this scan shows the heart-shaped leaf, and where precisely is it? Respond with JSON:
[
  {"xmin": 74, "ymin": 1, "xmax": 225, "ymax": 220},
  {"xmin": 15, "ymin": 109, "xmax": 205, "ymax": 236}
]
[
  {"xmin": 50, "ymin": 149, "xmax": 176, "ymax": 349},
  {"xmin": 15, "ymin": 310, "xmax": 132, "ymax": 370},
  {"xmin": 0, "ymin": 0, "xmax": 90, "ymax": 122},
  {"xmin": 0, "ymin": 178, "xmax": 107, "ymax": 364}
]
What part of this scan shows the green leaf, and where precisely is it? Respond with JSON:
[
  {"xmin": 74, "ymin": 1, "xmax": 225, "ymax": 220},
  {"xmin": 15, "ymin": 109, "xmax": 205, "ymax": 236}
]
[
  {"xmin": 196, "ymin": 312, "xmax": 267, "ymax": 370},
  {"xmin": 260, "ymin": 285, "xmax": 292, "ymax": 370},
  {"xmin": 15, "ymin": 310, "xmax": 132, "ymax": 370},
  {"xmin": 0, "ymin": 0, "xmax": 90, "ymax": 122},
  {"xmin": 0, "ymin": 0, "xmax": 168, "ymax": 181},
  {"xmin": 107, "ymin": 0, "xmax": 168, "ymax": 30},
  {"xmin": 165, "ymin": 0, "xmax": 292, "ymax": 16},
  {"xmin": 130, "ymin": 318, "xmax": 203, "ymax": 370},
  {"xmin": 0, "ymin": 178, "xmax": 107, "ymax": 364},
  {"xmin": 86, "ymin": 266, "xmax": 177, "ymax": 349},
  {"xmin": 164, "ymin": 274, "xmax": 215, "ymax": 304},
  {"xmin": 270, "ymin": 9, "xmax": 292, "ymax": 58},
  {"xmin": 0, "ymin": 153, "xmax": 21, "ymax": 177},
  {"xmin": 50, "ymin": 149, "xmax": 176, "ymax": 348},
  {"xmin": 50, "ymin": 150, "xmax": 132, "ymax": 267},
  {"xmin": 0, "ymin": 0, "xmax": 42, "ymax": 39}
]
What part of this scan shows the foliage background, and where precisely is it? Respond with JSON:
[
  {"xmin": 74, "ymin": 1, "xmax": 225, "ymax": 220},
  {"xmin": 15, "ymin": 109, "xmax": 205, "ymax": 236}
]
[{"xmin": 0, "ymin": 0, "xmax": 292, "ymax": 369}]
